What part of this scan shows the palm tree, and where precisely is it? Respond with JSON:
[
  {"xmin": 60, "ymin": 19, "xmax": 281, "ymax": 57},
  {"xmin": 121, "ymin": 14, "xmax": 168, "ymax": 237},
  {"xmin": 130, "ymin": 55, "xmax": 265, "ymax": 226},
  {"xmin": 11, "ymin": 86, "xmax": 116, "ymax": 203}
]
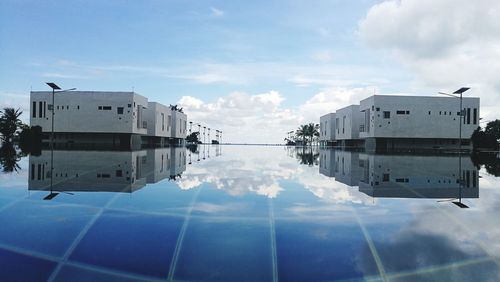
[
  {"xmin": 0, "ymin": 108, "xmax": 23, "ymax": 143},
  {"xmin": 296, "ymin": 124, "xmax": 309, "ymax": 145},
  {"xmin": 0, "ymin": 143, "xmax": 21, "ymax": 172}
]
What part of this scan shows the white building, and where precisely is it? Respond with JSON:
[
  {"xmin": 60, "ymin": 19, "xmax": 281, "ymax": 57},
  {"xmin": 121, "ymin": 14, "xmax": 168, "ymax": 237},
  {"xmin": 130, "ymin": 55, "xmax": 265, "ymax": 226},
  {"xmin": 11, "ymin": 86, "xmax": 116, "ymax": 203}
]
[
  {"xmin": 334, "ymin": 105, "xmax": 363, "ymax": 147},
  {"xmin": 319, "ymin": 113, "xmax": 336, "ymax": 146},
  {"xmin": 359, "ymin": 95, "xmax": 480, "ymax": 151},
  {"xmin": 318, "ymin": 94, "xmax": 480, "ymax": 151},
  {"xmin": 30, "ymin": 91, "xmax": 187, "ymax": 147}
]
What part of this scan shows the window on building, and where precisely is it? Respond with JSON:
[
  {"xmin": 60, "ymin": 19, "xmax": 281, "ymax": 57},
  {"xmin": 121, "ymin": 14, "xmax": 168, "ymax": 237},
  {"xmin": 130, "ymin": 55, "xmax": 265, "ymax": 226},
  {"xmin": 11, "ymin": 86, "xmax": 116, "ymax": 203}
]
[
  {"xmin": 161, "ymin": 113, "xmax": 165, "ymax": 130},
  {"xmin": 43, "ymin": 102, "xmax": 46, "ymax": 117},
  {"xmin": 103, "ymin": 106, "xmax": 112, "ymax": 110},
  {"xmin": 57, "ymin": 106, "xmax": 59, "ymax": 110},
  {"xmin": 77, "ymin": 105, "xmax": 80, "ymax": 110},
  {"xmin": 117, "ymin": 107, "xmax": 124, "ymax": 114},
  {"xmin": 98, "ymin": 106, "xmax": 102, "ymax": 110},
  {"xmin": 467, "ymin": 108, "xmax": 471, "ymax": 124},
  {"xmin": 128, "ymin": 104, "xmax": 132, "ymax": 108},
  {"xmin": 116, "ymin": 170, "xmax": 123, "ymax": 177},
  {"xmin": 444, "ymin": 111, "xmax": 447, "ymax": 115},
  {"xmin": 473, "ymin": 108, "xmax": 477, "ymax": 125},
  {"xmin": 38, "ymin": 101, "xmax": 43, "ymax": 118},
  {"xmin": 439, "ymin": 111, "xmax": 441, "ymax": 115},
  {"xmin": 342, "ymin": 116, "xmax": 345, "ymax": 134},
  {"xmin": 428, "ymin": 111, "xmax": 431, "ymax": 115},
  {"xmin": 66, "ymin": 106, "xmax": 69, "ymax": 110},
  {"xmin": 396, "ymin": 110, "xmax": 405, "ymax": 114},
  {"xmin": 376, "ymin": 107, "xmax": 380, "ymax": 111},
  {"xmin": 32, "ymin": 101, "xmax": 37, "ymax": 118},
  {"xmin": 383, "ymin": 111, "xmax": 390, "ymax": 118},
  {"xmin": 383, "ymin": 173, "xmax": 389, "ymax": 182}
]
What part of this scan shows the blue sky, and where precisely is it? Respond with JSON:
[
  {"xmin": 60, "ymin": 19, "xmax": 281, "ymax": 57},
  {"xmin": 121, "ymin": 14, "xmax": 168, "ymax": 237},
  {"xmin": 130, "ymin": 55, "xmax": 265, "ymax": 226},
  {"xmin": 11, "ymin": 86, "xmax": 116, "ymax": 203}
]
[{"xmin": 1, "ymin": 0, "xmax": 499, "ymax": 143}]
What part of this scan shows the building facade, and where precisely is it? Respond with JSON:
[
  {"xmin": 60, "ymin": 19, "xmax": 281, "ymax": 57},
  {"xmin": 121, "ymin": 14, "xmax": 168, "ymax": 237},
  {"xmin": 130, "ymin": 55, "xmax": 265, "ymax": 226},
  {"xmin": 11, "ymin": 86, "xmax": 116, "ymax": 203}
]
[
  {"xmin": 319, "ymin": 113, "xmax": 336, "ymax": 146},
  {"xmin": 319, "ymin": 94, "xmax": 480, "ymax": 151},
  {"xmin": 30, "ymin": 91, "xmax": 187, "ymax": 148}
]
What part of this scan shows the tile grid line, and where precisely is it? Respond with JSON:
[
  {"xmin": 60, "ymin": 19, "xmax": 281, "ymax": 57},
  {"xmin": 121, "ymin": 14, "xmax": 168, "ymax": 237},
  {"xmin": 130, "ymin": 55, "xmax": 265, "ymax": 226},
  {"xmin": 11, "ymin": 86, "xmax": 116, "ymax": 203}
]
[
  {"xmin": 402, "ymin": 185, "xmax": 500, "ymax": 268},
  {"xmin": 167, "ymin": 186, "xmax": 203, "ymax": 281},
  {"xmin": 353, "ymin": 209, "xmax": 388, "ymax": 282},
  {"xmin": 46, "ymin": 193, "xmax": 121, "ymax": 282},
  {"xmin": 269, "ymin": 198, "xmax": 279, "ymax": 282}
]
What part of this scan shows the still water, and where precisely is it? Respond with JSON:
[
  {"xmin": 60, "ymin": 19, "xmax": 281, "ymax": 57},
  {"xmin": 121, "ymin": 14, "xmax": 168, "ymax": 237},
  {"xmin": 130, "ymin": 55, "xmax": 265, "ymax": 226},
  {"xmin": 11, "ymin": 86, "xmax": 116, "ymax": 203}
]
[{"xmin": 0, "ymin": 145, "xmax": 499, "ymax": 281}]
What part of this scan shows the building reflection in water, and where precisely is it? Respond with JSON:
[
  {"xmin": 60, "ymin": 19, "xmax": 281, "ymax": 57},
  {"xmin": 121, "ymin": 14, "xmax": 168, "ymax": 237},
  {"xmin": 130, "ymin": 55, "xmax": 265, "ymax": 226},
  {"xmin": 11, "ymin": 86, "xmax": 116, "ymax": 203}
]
[
  {"xmin": 319, "ymin": 148, "xmax": 479, "ymax": 204},
  {"xmin": 28, "ymin": 147, "xmax": 191, "ymax": 195}
]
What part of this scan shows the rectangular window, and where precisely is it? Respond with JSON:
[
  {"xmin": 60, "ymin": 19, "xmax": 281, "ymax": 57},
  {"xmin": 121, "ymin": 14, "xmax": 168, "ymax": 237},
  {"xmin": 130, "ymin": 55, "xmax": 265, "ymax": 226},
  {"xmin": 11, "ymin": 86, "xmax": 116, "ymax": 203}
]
[
  {"xmin": 473, "ymin": 108, "xmax": 477, "ymax": 125},
  {"xmin": 396, "ymin": 110, "xmax": 405, "ymax": 114},
  {"xmin": 117, "ymin": 107, "xmax": 124, "ymax": 114},
  {"xmin": 161, "ymin": 113, "xmax": 165, "ymax": 130},
  {"xmin": 342, "ymin": 116, "xmax": 345, "ymax": 134},
  {"xmin": 116, "ymin": 170, "xmax": 123, "ymax": 177},
  {"xmin": 32, "ymin": 101, "xmax": 37, "ymax": 118},
  {"xmin": 38, "ymin": 102, "xmax": 43, "ymax": 118},
  {"xmin": 77, "ymin": 105, "xmax": 80, "ymax": 110},
  {"xmin": 383, "ymin": 111, "xmax": 390, "ymax": 118},
  {"xmin": 406, "ymin": 110, "xmax": 410, "ymax": 114},
  {"xmin": 383, "ymin": 173, "xmax": 389, "ymax": 182},
  {"xmin": 128, "ymin": 103, "xmax": 132, "ymax": 108},
  {"xmin": 463, "ymin": 108, "xmax": 466, "ymax": 124},
  {"xmin": 43, "ymin": 102, "xmax": 46, "ymax": 118},
  {"xmin": 98, "ymin": 106, "xmax": 102, "ymax": 110},
  {"xmin": 467, "ymin": 108, "xmax": 471, "ymax": 124},
  {"xmin": 103, "ymin": 106, "xmax": 112, "ymax": 110},
  {"xmin": 428, "ymin": 111, "xmax": 431, "ymax": 115},
  {"xmin": 376, "ymin": 107, "xmax": 380, "ymax": 111}
]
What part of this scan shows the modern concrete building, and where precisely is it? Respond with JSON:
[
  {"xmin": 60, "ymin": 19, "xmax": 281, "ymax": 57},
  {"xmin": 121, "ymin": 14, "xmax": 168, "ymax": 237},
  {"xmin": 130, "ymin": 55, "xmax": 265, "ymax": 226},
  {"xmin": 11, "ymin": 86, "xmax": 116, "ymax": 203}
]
[
  {"xmin": 30, "ymin": 91, "xmax": 187, "ymax": 148},
  {"xmin": 334, "ymin": 105, "xmax": 363, "ymax": 147},
  {"xmin": 359, "ymin": 95, "xmax": 480, "ymax": 152},
  {"xmin": 319, "ymin": 148, "xmax": 336, "ymax": 177},
  {"xmin": 29, "ymin": 147, "xmax": 188, "ymax": 194},
  {"xmin": 319, "ymin": 113, "xmax": 336, "ymax": 146},
  {"xmin": 358, "ymin": 153, "xmax": 479, "ymax": 199},
  {"xmin": 319, "ymin": 94, "xmax": 480, "ymax": 151}
]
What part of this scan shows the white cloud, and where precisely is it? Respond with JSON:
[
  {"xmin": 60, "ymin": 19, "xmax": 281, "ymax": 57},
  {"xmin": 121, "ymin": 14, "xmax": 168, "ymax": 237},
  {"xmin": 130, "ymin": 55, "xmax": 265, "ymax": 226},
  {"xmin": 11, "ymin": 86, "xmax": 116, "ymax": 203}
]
[
  {"xmin": 0, "ymin": 92, "xmax": 30, "ymax": 123},
  {"xmin": 311, "ymin": 50, "xmax": 332, "ymax": 62},
  {"xmin": 210, "ymin": 7, "xmax": 224, "ymax": 17},
  {"xmin": 359, "ymin": 0, "xmax": 500, "ymax": 123},
  {"xmin": 178, "ymin": 86, "xmax": 377, "ymax": 143}
]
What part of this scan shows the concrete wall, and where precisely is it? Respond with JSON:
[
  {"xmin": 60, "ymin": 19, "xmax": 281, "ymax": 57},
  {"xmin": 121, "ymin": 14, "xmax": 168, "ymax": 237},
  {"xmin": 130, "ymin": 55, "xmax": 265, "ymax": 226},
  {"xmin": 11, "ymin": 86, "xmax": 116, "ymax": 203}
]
[
  {"xmin": 358, "ymin": 153, "xmax": 479, "ymax": 198},
  {"xmin": 146, "ymin": 102, "xmax": 172, "ymax": 138},
  {"xmin": 319, "ymin": 113, "xmax": 336, "ymax": 142},
  {"xmin": 335, "ymin": 105, "xmax": 362, "ymax": 140},
  {"xmin": 319, "ymin": 148, "xmax": 336, "ymax": 177},
  {"xmin": 359, "ymin": 95, "xmax": 480, "ymax": 139},
  {"xmin": 28, "ymin": 150, "xmax": 148, "ymax": 193},
  {"xmin": 30, "ymin": 91, "xmax": 148, "ymax": 135},
  {"xmin": 171, "ymin": 110, "xmax": 187, "ymax": 139}
]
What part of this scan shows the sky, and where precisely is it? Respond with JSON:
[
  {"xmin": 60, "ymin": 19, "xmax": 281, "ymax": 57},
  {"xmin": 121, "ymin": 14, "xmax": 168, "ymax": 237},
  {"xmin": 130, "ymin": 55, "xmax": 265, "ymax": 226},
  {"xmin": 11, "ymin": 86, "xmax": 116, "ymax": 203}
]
[{"xmin": 1, "ymin": 0, "xmax": 500, "ymax": 143}]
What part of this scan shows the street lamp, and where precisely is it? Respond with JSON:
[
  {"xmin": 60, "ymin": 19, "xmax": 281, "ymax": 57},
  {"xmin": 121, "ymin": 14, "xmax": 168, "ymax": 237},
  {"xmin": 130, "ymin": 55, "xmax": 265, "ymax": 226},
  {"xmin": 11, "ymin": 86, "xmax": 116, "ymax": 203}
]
[
  {"xmin": 45, "ymin": 83, "xmax": 76, "ymax": 197},
  {"xmin": 46, "ymin": 82, "xmax": 76, "ymax": 147},
  {"xmin": 438, "ymin": 87, "xmax": 470, "ymax": 153},
  {"xmin": 438, "ymin": 87, "xmax": 470, "ymax": 208}
]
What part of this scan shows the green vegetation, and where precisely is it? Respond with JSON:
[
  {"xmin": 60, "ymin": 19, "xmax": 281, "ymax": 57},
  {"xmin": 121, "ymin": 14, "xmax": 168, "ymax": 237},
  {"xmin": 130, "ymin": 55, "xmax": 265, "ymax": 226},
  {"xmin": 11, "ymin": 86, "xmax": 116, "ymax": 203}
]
[
  {"xmin": 286, "ymin": 123, "xmax": 319, "ymax": 146},
  {"xmin": 186, "ymin": 131, "xmax": 200, "ymax": 144},
  {"xmin": 472, "ymin": 119, "xmax": 500, "ymax": 151},
  {"xmin": 0, "ymin": 108, "xmax": 23, "ymax": 143}
]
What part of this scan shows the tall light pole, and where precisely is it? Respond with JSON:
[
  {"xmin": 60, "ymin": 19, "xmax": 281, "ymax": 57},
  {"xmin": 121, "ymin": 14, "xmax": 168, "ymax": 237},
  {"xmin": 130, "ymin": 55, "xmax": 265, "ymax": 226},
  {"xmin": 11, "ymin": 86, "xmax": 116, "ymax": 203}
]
[
  {"xmin": 45, "ymin": 83, "xmax": 76, "ymax": 200},
  {"xmin": 438, "ymin": 87, "xmax": 470, "ymax": 208},
  {"xmin": 189, "ymin": 121, "xmax": 193, "ymax": 134},
  {"xmin": 46, "ymin": 83, "xmax": 76, "ymax": 147}
]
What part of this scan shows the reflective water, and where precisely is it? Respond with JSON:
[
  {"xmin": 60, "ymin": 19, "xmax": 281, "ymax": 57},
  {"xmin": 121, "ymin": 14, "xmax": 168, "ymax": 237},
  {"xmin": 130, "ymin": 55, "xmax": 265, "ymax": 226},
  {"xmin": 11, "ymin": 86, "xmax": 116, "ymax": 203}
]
[{"xmin": 0, "ymin": 145, "xmax": 499, "ymax": 281}]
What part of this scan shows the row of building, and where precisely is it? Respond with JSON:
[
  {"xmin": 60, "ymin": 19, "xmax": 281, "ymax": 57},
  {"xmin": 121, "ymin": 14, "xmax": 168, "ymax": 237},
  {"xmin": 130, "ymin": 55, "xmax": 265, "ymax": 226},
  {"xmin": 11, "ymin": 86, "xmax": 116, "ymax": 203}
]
[
  {"xmin": 30, "ymin": 91, "xmax": 187, "ymax": 148},
  {"xmin": 319, "ymin": 95, "xmax": 480, "ymax": 151},
  {"xmin": 318, "ymin": 149, "xmax": 478, "ymax": 200}
]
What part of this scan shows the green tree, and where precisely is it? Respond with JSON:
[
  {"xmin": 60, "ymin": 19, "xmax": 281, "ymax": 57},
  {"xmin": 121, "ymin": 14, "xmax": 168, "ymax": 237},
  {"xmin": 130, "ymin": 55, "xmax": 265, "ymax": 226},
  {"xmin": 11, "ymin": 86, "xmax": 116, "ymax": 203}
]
[
  {"xmin": 0, "ymin": 144, "xmax": 21, "ymax": 173},
  {"xmin": 186, "ymin": 132, "xmax": 200, "ymax": 143},
  {"xmin": 295, "ymin": 123, "xmax": 320, "ymax": 145},
  {"xmin": 0, "ymin": 108, "xmax": 23, "ymax": 143},
  {"xmin": 485, "ymin": 120, "xmax": 500, "ymax": 142}
]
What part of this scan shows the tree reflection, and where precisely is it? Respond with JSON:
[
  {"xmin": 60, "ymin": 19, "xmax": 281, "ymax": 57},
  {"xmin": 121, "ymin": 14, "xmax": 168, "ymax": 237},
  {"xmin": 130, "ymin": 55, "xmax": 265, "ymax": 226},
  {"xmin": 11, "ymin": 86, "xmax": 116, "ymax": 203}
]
[
  {"xmin": 0, "ymin": 143, "xmax": 23, "ymax": 173},
  {"xmin": 471, "ymin": 152, "xmax": 500, "ymax": 176},
  {"xmin": 295, "ymin": 147, "xmax": 319, "ymax": 166}
]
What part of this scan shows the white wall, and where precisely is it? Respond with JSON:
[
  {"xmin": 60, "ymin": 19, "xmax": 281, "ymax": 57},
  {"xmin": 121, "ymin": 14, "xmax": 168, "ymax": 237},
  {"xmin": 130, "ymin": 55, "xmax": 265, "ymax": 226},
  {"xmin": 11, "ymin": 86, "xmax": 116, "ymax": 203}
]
[
  {"xmin": 171, "ymin": 111, "xmax": 187, "ymax": 139},
  {"xmin": 146, "ymin": 102, "xmax": 172, "ymax": 137},
  {"xmin": 30, "ymin": 91, "xmax": 148, "ymax": 135},
  {"xmin": 319, "ymin": 113, "xmax": 336, "ymax": 141},
  {"xmin": 335, "ymin": 105, "xmax": 362, "ymax": 140},
  {"xmin": 359, "ymin": 95, "xmax": 480, "ymax": 139}
]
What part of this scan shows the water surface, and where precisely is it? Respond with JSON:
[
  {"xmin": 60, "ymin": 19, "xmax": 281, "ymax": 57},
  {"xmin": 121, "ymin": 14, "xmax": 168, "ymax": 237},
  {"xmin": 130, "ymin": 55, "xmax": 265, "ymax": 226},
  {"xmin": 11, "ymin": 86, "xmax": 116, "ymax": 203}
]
[{"xmin": 0, "ymin": 145, "xmax": 499, "ymax": 281}]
